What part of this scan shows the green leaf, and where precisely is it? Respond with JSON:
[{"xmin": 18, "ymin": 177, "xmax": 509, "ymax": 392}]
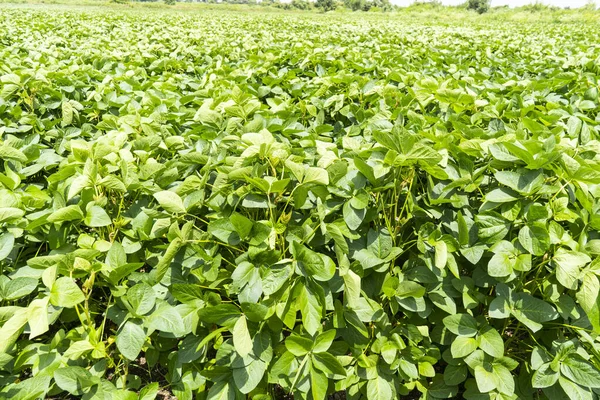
[
  {"xmin": 298, "ymin": 280, "xmax": 323, "ymax": 336},
  {"xmin": 342, "ymin": 269, "xmax": 361, "ymax": 308},
  {"xmin": 488, "ymin": 251, "xmax": 514, "ymax": 277},
  {"xmin": 399, "ymin": 358, "xmax": 419, "ymax": 379},
  {"xmin": 561, "ymin": 355, "xmax": 600, "ymax": 388},
  {"xmin": 558, "ymin": 376, "xmax": 593, "ymax": 400},
  {"xmin": 99, "ymin": 175, "xmax": 127, "ymax": 193},
  {"xmin": 531, "ymin": 347, "xmax": 551, "ymax": 370},
  {"xmin": 554, "ymin": 249, "xmax": 590, "ymax": 290},
  {"xmin": 0, "ymin": 146, "xmax": 27, "ymax": 163},
  {"xmin": 154, "ymin": 238, "xmax": 183, "ymax": 282},
  {"xmin": 443, "ymin": 314, "xmax": 478, "ymax": 337},
  {"xmin": 67, "ymin": 175, "xmax": 90, "ymax": 200},
  {"xmin": 193, "ymin": 105, "xmax": 222, "ymax": 127},
  {"xmin": 406, "ymin": 143, "xmax": 442, "ymax": 165},
  {"xmin": 461, "ymin": 245, "xmax": 486, "ymax": 264},
  {"xmin": 27, "ymin": 297, "xmax": 49, "ymax": 339},
  {"xmin": 233, "ymin": 357, "xmax": 267, "ymax": 394},
  {"xmin": 435, "ymin": 240, "xmax": 447, "ymax": 269},
  {"xmin": 0, "ymin": 207, "xmax": 25, "ymax": 223},
  {"xmin": 457, "ymin": 211, "xmax": 470, "ymax": 246},
  {"xmin": 198, "ymin": 304, "xmax": 241, "ymax": 327},
  {"xmin": 428, "ymin": 375, "xmax": 459, "ymax": 398},
  {"xmin": 310, "ymin": 366, "xmax": 328, "ymax": 400},
  {"xmin": 207, "ymin": 219, "xmax": 240, "ymax": 245},
  {"xmin": 475, "ymin": 212, "xmax": 510, "ymax": 243},
  {"xmin": 47, "ymin": 205, "xmax": 84, "ymax": 223},
  {"xmin": 0, "ymin": 376, "xmax": 51, "ymax": 400},
  {"xmin": 49, "ymin": 277, "xmax": 85, "ymax": 308},
  {"xmin": 262, "ymin": 261, "xmax": 292, "ymax": 296},
  {"xmin": 270, "ymin": 350, "xmax": 295, "ymax": 379},
  {"xmin": 293, "ymin": 242, "xmax": 335, "ymax": 281},
  {"xmin": 303, "ymin": 167, "xmax": 329, "ymax": 185},
  {"xmin": 484, "ymin": 188, "xmax": 520, "ymax": 203},
  {"xmin": 478, "ymin": 325, "xmax": 504, "ymax": 358},
  {"xmin": 396, "ymin": 281, "xmax": 425, "ymax": 298},
  {"xmin": 577, "ymin": 272, "xmax": 600, "ymax": 333},
  {"xmin": 489, "ymin": 296, "xmax": 510, "ymax": 319},
  {"xmin": 343, "ymin": 202, "xmax": 365, "ymax": 231},
  {"xmin": 147, "ymin": 305, "xmax": 185, "ymax": 336},
  {"xmin": 567, "ymin": 116, "xmax": 582, "ymax": 136},
  {"xmin": 153, "ymin": 191, "xmax": 186, "ymax": 214},
  {"xmin": 495, "ymin": 169, "xmax": 544, "ymax": 195},
  {"xmin": 127, "ymin": 283, "xmax": 155, "ymax": 316},
  {"xmin": 53, "ymin": 366, "xmax": 97, "ymax": 396},
  {"xmin": 206, "ymin": 380, "xmax": 236, "ymax": 400},
  {"xmin": 532, "ymin": 363, "xmax": 560, "ymax": 388},
  {"xmin": 106, "ymin": 242, "xmax": 127, "ymax": 269},
  {"xmin": 366, "ymin": 375, "xmax": 393, "ymax": 400},
  {"xmin": 285, "ymin": 334, "xmax": 313, "ymax": 356},
  {"xmin": 444, "ymin": 364, "xmax": 467, "ymax": 386},
  {"xmin": 354, "ymin": 157, "xmax": 377, "ymax": 184},
  {"xmin": 240, "ymin": 303, "xmax": 269, "ymax": 322},
  {"xmin": 63, "ymin": 339, "xmax": 94, "ymax": 360},
  {"xmin": 451, "ymin": 336, "xmax": 478, "ymax": 358},
  {"xmin": 84, "ymin": 205, "xmax": 111, "ymax": 227},
  {"xmin": 229, "ymin": 212, "xmax": 253, "ymax": 240},
  {"xmin": 0, "ymin": 233, "xmax": 14, "ymax": 261},
  {"xmin": 512, "ymin": 292, "xmax": 558, "ymax": 332},
  {"xmin": 367, "ymin": 228, "xmax": 392, "ymax": 259},
  {"xmin": 0, "ymin": 310, "xmax": 28, "ymax": 353},
  {"xmin": 518, "ymin": 225, "xmax": 551, "ymax": 256},
  {"xmin": 493, "ymin": 363, "xmax": 515, "ymax": 395},
  {"xmin": 62, "ymin": 100, "xmax": 74, "ymax": 126},
  {"xmin": 139, "ymin": 383, "xmax": 159, "ymax": 400},
  {"xmin": 313, "ymin": 329, "xmax": 336, "ymax": 353},
  {"xmin": 116, "ymin": 320, "xmax": 146, "ymax": 361},
  {"xmin": 232, "ymin": 316, "xmax": 252, "ymax": 357},
  {"xmin": 1, "ymin": 277, "xmax": 37, "ymax": 301},
  {"xmin": 474, "ymin": 365, "xmax": 498, "ymax": 393},
  {"xmin": 311, "ymin": 352, "xmax": 346, "ymax": 377}
]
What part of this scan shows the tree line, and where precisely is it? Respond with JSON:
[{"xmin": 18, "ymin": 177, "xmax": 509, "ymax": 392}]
[{"xmin": 136, "ymin": 0, "xmax": 496, "ymax": 13}]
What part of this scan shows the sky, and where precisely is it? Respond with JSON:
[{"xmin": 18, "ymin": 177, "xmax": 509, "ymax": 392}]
[{"xmin": 391, "ymin": 0, "xmax": 597, "ymax": 7}]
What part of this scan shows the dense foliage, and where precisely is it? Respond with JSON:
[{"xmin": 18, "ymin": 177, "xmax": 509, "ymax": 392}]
[
  {"xmin": 1, "ymin": 5, "xmax": 600, "ymax": 400},
  {"xmin": 466, "ymin": 0, "xmax": 490, "ymax": 14}
]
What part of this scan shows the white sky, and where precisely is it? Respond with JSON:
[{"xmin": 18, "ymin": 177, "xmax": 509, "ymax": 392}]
[{"xmin": 392, "ymin": 0, "xmax": 597, "ymax": 7}]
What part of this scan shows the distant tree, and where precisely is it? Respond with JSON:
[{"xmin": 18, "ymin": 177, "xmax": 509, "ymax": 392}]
[
  {"xmin": 372, "ymin": 0, "xmax": 391, "ymax": 11},
  {"xmin": 410, "ymin": 0, "xmax": 441, "ymax": 8},
  {"xmin": 522, "ymin": 1, "xmax": 556, "ymax": 12},
  {"xmin": 467, "ymin": 0, "xmax": 489, "ymax": 14},
  {"xmin": 316, "ymin": 0, "xmax": 336, "ymax": 11},
  {"xmin": 291, "ymin": 0, "xmax": 312, "ymax": 10},
  {"xmin": 583, "ymin": 0, "xmax": 597, "ymax": 10},
  {"xmin": 343, "ymin": 0, "xmax": 389, "ymax": 11},
  {"xmin": 165, "ymin": 0, "xmax": 176, "ymax": 4},
  {"xmin": 344, "ymin": 0, "xmax": 363, "ymax": 11}
]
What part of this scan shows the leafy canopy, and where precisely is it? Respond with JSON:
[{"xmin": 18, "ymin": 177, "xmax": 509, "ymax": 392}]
[{"xmin": 0, "ymin": 4, "xmax": 600, "ymax": 400}]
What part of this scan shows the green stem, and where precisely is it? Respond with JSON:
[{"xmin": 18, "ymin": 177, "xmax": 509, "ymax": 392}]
[{"xmin": 289, "ymin": 354, "xmax": 309, "ymax": 395}]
